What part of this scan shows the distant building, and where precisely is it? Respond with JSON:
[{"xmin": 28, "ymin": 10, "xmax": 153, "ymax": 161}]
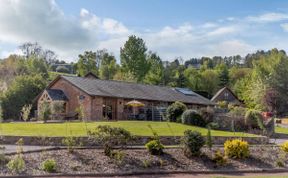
[{"xmin": 211, "ymin": 87, "xmax": 243, "ymax": 106}]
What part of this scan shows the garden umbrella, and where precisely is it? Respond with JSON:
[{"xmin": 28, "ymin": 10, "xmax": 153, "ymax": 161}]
[
  {"xmin": 126, "ymin": 100, "xmax": 145, "ymax": 118},
  {"xmin": 126, "ymin": 100, "xmax": 145, "ymax": 107}
]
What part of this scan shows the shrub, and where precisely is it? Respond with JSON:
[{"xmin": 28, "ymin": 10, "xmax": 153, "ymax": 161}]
[
  {"xmin": 41, "ymin": 159, "xmax": 57, "ymax": 173},
  {"xmin": 182, "ymin": 130, "xmax": 205, "ymax": 157},
  {"xmin": 145, "ymin": 140, "xmax": 164, "ymax": 155},
  {"xmin": 7, "ymin": 155, "xmax": 25, "ymax": 173},
  {"xmin": 21, "ymin": 104, "xmax": 32, "ymax": 122},
  {"xmin": 62, "ymin": 136, "xmax": 79, "ymax": 153},
  {"xmin": 88, "ymin": 125, "xmax": 134, "ymax": 156},
  {"xmin": 7, "ymin": 138, "xmax": 26, "ymax": 173},
  {"xmin": 166, "ymin": 101, "xmax": 187, "ymax": 122},
  {"xmin": 224, "ymin": 139, "xmax": 249, "ymax": 159},
  {"xmin": 218, "ymin": 101, "xmax": 228, "ymax": 109},
  {"xmin": 146, "ymin": 125, "xmax": 164, "ymax": 155},
  {"xmin": 199, "ymin": 107, "xmax": 214, "ymax": 124},
  {"xmin": 245, "ymin": 109, "xmax": 264, "ymax": 130},
  {"xmin": 280, "ymin": 141, "xmax": 288, "ymax": 153},
  {"xmin": 208, "ymin": 122, "xmax": 220, "ymax": 130},
  {"xmin": 110, "ymin": 150, "xmax": 125, "ymax": 164},
  {"xmin": 212, "ymin": 149, "xmax": 227, "ymax": 166},
  {"xmin": 181, "ymin": 109, "xmax": 206, "ymax": 127}
]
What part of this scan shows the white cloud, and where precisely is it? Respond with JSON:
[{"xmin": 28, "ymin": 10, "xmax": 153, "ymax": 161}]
[
  {"xmin": 207, "ymin": 26, "xmax": 237, "ymax": 37},
  {"xmin": 281, "ymin": 23, "xmax": 288, "ymax": 32},
  {"xmin": 0, "ymin": 1, "xmax": 286, "ymax": 62},
  {"xmin": 201, "ymin": 22, "xmax": 218, "ymax": 28},
  {"xmin": 0, "ymin": 0, "xmax": 129, "ymax": 60},
  {"xmin": 80, "ymin": 8, "xmax": 130, "ymax": 35},
  {"xmin": 246, "ymin": 12, "xmax": 288, "ymax": 23}
]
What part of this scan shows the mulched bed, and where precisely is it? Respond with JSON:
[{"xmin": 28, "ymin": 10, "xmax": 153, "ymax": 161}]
[{"xmin": 0, "ymin": 146, "xmax": 287, "ymax": 176}]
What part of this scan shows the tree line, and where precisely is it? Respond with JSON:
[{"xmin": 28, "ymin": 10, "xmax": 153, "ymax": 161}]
[{"xmin": 0, "ymin": 35, "xmax": 287, "ymax": 120}]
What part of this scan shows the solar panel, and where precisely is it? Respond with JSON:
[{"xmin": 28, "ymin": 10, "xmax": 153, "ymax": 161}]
[{"xmin": 175, "ymin": 88, "xmax": 196, "ymax": 96}]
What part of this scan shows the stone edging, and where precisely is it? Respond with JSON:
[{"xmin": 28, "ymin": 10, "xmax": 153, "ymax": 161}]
[{"xmin": 0, "ymin": 168, "xmax": 287, "ymax": 178}]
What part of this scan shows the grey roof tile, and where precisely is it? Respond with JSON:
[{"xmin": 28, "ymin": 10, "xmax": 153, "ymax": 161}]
[
  {"xmin": 61, "ymin": 76, "xmax": 215, "ymax": 105},
  {"xmin": 46, "ymin": 89, "xmax": 68, "ymax": 101}
]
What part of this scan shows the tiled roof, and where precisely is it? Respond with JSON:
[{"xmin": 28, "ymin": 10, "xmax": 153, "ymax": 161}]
[
  {"xmin": 46, "ymin": 89, "xmax": 68, "ymax": 101},
  {"xmin": 60, "ymin": 76, "xmax": 215, "ymax": 105}
]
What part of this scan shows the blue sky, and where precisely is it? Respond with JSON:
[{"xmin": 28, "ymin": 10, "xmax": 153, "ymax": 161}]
[{"xmin": 0, "ymin": 0, "xmax": 288, "ymax": 62}]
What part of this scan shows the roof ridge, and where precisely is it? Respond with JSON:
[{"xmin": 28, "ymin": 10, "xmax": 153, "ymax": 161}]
[{"xmin": 61, "ymin": 75, "xmax": 175, "ymax": 89}]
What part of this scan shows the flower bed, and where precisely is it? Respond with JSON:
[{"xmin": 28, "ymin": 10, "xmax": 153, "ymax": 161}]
[{"xmin": 0, "ymin": 146, "xmax": 286, "ymax": 176}]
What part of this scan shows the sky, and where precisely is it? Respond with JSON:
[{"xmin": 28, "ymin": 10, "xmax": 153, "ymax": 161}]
[{"xmin": 0, "ymin": 0, "xmax": 288, "ymax": 62}]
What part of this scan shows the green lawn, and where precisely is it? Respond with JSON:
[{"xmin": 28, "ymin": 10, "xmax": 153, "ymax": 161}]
[
  {"xmin": 275, "ymin": 126, "xmax": 288, "ymax": 134},
  {"xmin": 48, "ymin": 71, "xmax": 76, "ymax": 80},
  {"xmin": 0, "ymin": 121, "xmax": 256, "ymax": 137}
]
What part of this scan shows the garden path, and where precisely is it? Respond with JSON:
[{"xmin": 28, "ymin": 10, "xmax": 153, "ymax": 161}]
[{"xmin": 2, "ymin": 144, "xmax": 53, "ymax": 154}]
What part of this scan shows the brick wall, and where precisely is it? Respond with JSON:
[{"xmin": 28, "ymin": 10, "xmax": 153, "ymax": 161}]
[{"xmin": 49, "ymin": 78, "xmax": 94, "ymax": 120}]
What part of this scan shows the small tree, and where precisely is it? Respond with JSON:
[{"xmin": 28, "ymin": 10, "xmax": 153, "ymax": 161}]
[
  {"xmin": 206, "ymin": 126, "xmax": 213, "ymax": 150},
  {"xmin": 21, "ymin": 104, "xmax": 32, "ymax": 122}
]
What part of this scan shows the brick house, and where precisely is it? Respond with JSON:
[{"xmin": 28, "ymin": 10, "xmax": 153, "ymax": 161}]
[
  {"xmin": 211, "ymin": 87, "xmax": 242, "ymax": 106},
  {"xmin": 36, "ymin": 75, "xmax": 215, "ymax": 121}
]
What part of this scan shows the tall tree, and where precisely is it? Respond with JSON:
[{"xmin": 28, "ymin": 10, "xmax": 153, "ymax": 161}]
[
  {"xmin": 76, "ymin": 51, "xmax": 98, "ymax": 77},
  {"xmin": 144, "ymin": 52, "xmax": 164, "ymax": 85},
  {"xmin": 216, "ymin": 63, "xmax": 229, "ymax": 87},
  {"xmin": 120, "ymin": 35, "xmax": 149, "ymax": 82},
  {"xmin": 184, "ymin": 66, "xmax": 202, "ymax": 91},
  {"xmin": 99, "ymin": 51, "xmax": 117, "ymax": 80}
]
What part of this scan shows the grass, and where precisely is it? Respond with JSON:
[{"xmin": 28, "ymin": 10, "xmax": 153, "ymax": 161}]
[
  {"xmin": 48, "ymin": 71, "xmax": 76, "ymax": 80},
  {"xmin": 0, "ymin": 121, "xmax": 256, "ymax": 137},
  {"xmin": 275, "ymin": 126, "xmax": 288, "ymax": 134}
]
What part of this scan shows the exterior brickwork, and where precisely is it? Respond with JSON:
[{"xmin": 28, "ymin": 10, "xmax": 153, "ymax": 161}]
[
  {"xmin": 37, "ymin": 76, "xmax": 214, "ymax": 121},
  {"xmin": 49, "ymin": 78, "xmax": 93, "ymax": 120}
]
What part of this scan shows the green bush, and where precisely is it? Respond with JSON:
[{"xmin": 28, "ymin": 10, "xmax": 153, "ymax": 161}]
[
  {"xmin": 166, "ymin": 101, "xmax": 187, "ymax": 122},
  {"xmin": 212, "ymin": 149, "xmax": 227, "ymax": 166},
  {"xmin": 88, "ymin": 125, "xmax": 134, "ymax": 156},
  {"xmin": 208, "ymin": 122, "xmax": 220, "ymax": 130},
  {"xmin": 62, "ymin": 136, "xmax": 79, "ymax": 153},
  {"xmin": 41, "ymin": 159, "xmax": 57, "ymax": 173},
  {"xmin": 245, "ymin": 109, "xmax": 264, "ymax": 130},
  {"xmin": 181, "ymin": 109, "xmax": 206, "ymax": 127},
  {"xmin": 182, "ymin": 130, "xmax": 205, "ymax": 157},
  {"xmin": 145, "ymin": 140, "xmax": 164, "ymax": 155},
  {"xmin": 7, "ymin": 155, "xmax": 25, "ymax": 173},
  {"xmin": 199, "ymin": 107, "xmax": 214, "ymax": 124},
  {"xmin": 224, "ymin": 139, "xmax": 250, "ymax": 159}
]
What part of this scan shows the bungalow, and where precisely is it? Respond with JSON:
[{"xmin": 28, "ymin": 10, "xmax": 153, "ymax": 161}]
[{"xmin": 36, "ymin": 74, "xmax": 215, "ymax": 121}]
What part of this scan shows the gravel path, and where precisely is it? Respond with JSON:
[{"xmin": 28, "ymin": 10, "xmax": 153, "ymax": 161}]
[{"xmin": 2, "ymin": 144, "xmax": 53, "ymax": 154}]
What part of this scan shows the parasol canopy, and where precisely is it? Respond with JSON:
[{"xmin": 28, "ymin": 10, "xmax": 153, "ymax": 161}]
[{"xmin": 126, "ymin": 100, "xmax": 145, "ymax": 107}]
